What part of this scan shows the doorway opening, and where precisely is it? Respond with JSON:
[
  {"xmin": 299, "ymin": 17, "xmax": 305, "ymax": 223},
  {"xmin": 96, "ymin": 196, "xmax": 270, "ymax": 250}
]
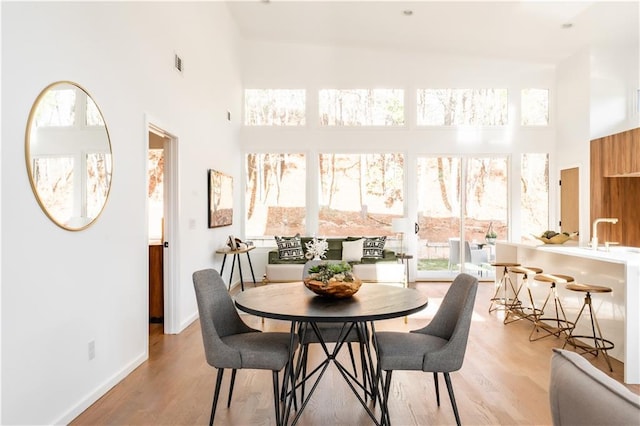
[
  {"xmin": 560, "ymin": 167, "xmax": 579, "ymax": 236},
  {"xmin": 146, "ymin": 121, "xmax": 179, "ymax": 335},
  {"xmin": 148, "ymin": 131, "xmax": 167, "ymax": 329}
]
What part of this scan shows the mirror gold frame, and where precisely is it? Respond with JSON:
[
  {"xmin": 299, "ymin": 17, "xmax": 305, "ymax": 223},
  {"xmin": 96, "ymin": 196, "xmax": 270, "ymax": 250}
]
[{"xmin": 25, "ymin": 81, "xmax": 113, "ymax": 231}]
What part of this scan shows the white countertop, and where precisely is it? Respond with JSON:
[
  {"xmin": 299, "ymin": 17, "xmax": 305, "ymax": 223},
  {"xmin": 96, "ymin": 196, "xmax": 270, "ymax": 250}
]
[{"xmin": 499, "ymin": 241, "xmax": 640, "ymax": 264}]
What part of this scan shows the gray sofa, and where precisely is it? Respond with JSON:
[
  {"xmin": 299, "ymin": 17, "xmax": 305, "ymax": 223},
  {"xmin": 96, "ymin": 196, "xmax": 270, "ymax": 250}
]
[{"xmin": 549, "ymin": 348, "xmax": 640, "ymax": 425}]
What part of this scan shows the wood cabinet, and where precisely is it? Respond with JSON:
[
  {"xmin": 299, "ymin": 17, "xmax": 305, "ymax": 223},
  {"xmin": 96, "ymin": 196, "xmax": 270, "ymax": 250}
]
[
  {"xmin": 149, "ymin": 244, "xmax": 164, "ymax": 323},
  {"xmin": 591, "ymin": 127, "xmax": 640, "ymax": 247},
  {"xmin": 598, "ymin": 129, "xmax": 640, "ymax": 177}
]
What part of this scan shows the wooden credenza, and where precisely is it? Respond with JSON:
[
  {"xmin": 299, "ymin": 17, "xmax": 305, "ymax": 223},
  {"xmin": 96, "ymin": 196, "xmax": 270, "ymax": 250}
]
[{"xmin": 149, "ymin": 243, "xmax": 164, "ymax": 323}]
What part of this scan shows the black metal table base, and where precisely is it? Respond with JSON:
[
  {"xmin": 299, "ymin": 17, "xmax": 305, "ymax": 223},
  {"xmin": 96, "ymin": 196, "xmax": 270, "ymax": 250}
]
[{"xmin": 281, "ymin": 321, "xmax": 382, "ymax": 426}]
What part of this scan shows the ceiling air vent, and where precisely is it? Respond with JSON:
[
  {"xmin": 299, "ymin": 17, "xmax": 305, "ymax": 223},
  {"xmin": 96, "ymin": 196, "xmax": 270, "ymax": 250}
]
[{"xmin": 174, "ymin": 54, "xmax": 183, "ymax": 73}]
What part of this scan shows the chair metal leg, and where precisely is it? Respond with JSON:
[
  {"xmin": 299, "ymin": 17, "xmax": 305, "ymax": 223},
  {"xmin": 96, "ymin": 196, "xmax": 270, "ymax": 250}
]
[
  {"xmin": 381, "ymin": 370, "xmax": 393, "ymax": 426},
  {"xmin": 227, "ymin": 369, "xmax": 237, "ymax": 408},
  {"xmin": 272, "ymin": 371, "xmax": 281, "ymax": 426},
  {"xmin": 433, "ymin": 372, "xmax": 440, "ymax": 406},
  {"xmin": 210, "ymin": 368, "xmax": 224, "ymax": 426},
  {"xmin": 443, "ymin": 372, "xmax": 461, "ymax": 426}
]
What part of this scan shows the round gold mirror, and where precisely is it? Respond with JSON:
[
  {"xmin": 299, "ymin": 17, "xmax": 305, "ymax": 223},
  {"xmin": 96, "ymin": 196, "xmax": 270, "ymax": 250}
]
[{"xmin": 25, "ymin": 81, "xmax": 112, "ymax": 230}]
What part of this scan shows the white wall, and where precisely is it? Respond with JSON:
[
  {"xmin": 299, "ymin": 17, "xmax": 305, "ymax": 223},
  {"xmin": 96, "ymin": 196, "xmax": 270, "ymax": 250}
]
[
  {"xmin": 1, "ymin": 2, "xmax": 242, "ymax": 424},
  {"xmin": 555, "ymin": 39, "xmax": 640, "ymax": 244},
  {"xmin": 556, "ymin": 48, "xmax": 592, "ymax": 244},
  {"xmin": 590, "ymin": 45, "xmax": 640, "ymax": 139}
]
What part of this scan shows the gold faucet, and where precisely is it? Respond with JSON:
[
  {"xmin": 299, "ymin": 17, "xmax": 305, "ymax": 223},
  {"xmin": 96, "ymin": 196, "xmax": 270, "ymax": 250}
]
[{"xmin": 591, "ymin": 218, "xmax": 618, "ymax": 250}]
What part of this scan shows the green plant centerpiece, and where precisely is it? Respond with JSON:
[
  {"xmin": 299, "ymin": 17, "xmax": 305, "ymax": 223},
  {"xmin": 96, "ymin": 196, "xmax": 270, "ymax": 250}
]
[{"xmin": 303, "ymin": 261, "xmax": 362, "ymax": 298}]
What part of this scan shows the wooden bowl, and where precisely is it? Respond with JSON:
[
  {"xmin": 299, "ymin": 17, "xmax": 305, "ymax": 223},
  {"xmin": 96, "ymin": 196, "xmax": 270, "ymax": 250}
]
[
  {"xmin": 303, "ymin": 277, "xmax": 362, "ymax": 298},
  {"xmin": 533, "ymin": 233, "xmax": 575, "ymax": 244}
]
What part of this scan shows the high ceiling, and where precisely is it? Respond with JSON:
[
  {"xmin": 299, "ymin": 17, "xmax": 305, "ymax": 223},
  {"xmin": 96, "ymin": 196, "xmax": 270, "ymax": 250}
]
[{"xmin": 226, "ymin": 1, "xmax": 639, "ymax": 64}]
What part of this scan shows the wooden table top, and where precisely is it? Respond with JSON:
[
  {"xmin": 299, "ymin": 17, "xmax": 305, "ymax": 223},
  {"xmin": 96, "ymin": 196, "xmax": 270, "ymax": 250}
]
[
  {"xmin": 234, "ymin": 282, "xmax": 428, "ymax": 322},
  {"xmin": 215, "ymin": 245, "xmax": 255, "ymax": 255}
]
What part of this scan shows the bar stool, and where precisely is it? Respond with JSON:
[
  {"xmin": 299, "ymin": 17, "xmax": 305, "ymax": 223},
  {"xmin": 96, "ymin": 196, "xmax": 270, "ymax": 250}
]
[
  {"xmin": 489, "ymin": 262, "xmax": 521, "ymax": 313},
  {"xmin": 504, "ymin": 266, "xmax": 543, "ymax": 325},
  {"xmin": 529, "ymin": 273, "xmax": 575, "ymax": 342},
  {"xmin": 563, "ymin": 283, "xmax": 614, "ymax": 372}
]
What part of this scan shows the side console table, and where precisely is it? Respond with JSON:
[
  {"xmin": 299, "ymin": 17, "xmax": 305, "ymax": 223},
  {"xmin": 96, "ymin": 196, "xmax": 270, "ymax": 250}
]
[{"xmin": 215, "ymin": 245, "xmax": 256, "ymax": 291}]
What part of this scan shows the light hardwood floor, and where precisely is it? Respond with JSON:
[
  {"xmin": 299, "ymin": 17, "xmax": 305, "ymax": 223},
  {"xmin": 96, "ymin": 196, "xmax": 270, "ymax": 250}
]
[{"xmin": 71, "ymin": 281, "xmax": 639, "ymax": 425}]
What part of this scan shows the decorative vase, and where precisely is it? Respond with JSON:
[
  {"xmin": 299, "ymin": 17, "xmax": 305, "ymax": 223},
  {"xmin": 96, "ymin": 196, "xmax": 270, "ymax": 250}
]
[{"xmin": 313, "ymin": 255, "xmax": 321, "ymax": 260}]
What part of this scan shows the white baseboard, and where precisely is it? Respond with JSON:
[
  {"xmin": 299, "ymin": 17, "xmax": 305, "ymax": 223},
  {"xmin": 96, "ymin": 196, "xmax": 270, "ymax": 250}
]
[
  {"xmin": 53, "ymin": 351, "xmax": 147, "ymax": 425},
  {"xmin": 179, "ymin": 310, "xmax": 199, "ymax": 333}
]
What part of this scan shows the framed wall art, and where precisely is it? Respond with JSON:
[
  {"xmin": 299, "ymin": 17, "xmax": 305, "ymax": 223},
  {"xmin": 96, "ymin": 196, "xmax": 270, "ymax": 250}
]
[{"xmin": 208, "ymin": 169, "xmax": 233, "ymax": 228}]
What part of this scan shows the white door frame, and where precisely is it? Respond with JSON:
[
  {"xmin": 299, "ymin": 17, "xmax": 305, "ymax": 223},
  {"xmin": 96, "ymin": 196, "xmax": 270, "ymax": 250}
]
[{"xmin": 146, "ymin": 115, "xmax": 180, "ymax": 334}]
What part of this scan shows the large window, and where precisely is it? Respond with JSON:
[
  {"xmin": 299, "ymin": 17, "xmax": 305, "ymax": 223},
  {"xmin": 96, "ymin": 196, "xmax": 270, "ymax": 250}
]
[
  {"xmin": 520, "ymin": 153, "xmax": 549, "ymax": 238},
  {"xmin": 521, "ymin": 89, "xmax": 549, "ymax": 125},
  {"xmin": 319, "ymin": 89, "xmax": 404, "ymax": 126},
  {"xmin": 245, "ymin": 153, "xmax": 306, "ymax": 237},
  {"xmin": 244, "ymin": 89, "xmax": 306, "ymax": 126},
  {"xmin": 417, "ymin": 89, "xmax": 508, "ymax": 126},
  {"xmin": 318, "ymin": 153, "xmax": 404, "ymax": 236}
]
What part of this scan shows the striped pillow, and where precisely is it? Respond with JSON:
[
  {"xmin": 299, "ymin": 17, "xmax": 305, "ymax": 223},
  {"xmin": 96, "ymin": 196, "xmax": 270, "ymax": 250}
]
[
  {"xmin": 363, "ymin": 236, "xmax": 386, "ymax": 259},
  {"xmin": 275, "ymin": 235, "xmax": 305, "ymax": 260}
]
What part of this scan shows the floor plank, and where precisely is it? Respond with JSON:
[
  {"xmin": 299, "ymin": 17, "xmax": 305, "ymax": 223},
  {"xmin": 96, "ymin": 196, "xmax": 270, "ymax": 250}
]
[{"xmin": 71, "ymin": 281, "xmax": 639, "ymax": 425}]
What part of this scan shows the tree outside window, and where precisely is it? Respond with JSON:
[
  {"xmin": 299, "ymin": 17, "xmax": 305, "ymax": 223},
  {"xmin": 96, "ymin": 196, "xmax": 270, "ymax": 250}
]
[
  {"xmin": 318, "ymin": 153, "xmax": 404, "ymax": 236},
  {"xmin": 521, "ymin": 89, "xmax": 549, "ymax": 126},
  {"xmin": 319, "ymin": 89, "xmax": 404, "ymax": 126},
  {"xmin": 244, "ymin": 89, "xmax": 306, "ymax": 126},
  {"xmin": 245, "ymin": 153, "xmax": 306, "ymax": 237},
  {"xmin": 417, "ymin": 88, "xmax": 508, "ymax": 126}
]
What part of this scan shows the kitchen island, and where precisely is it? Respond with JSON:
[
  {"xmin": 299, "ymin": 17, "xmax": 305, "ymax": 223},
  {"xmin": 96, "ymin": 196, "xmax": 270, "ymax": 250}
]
[{"xmin": 496, "ymin": 241, "xmax": 639, "ymax": 384}]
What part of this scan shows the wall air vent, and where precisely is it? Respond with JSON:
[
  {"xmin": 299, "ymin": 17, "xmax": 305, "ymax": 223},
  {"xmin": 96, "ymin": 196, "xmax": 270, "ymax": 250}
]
[{"xmin": 174, "ymin": 54, "xmax": 183, "ymax": 73}]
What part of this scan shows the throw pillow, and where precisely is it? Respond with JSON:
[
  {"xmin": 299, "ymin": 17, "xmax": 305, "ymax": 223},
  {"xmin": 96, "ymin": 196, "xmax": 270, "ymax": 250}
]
[
  {"xmin": 363, "ymin": 236, "xmax": 387, "ymax": 259},
  {"xmin": 275, "ymin": 235, "xmax": 304, "ymax": 260},
  {"xmin": 342, "ymin": 239, "xmax": 364, "ymax": 262}
]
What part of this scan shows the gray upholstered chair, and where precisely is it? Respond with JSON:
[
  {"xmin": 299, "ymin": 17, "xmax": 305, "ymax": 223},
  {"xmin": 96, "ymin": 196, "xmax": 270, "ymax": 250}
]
[
  {"xmin": 193, "ymin": 269, "xmax": 298, "ymax": 425},
  {"xmin": 299, "ymin": 261, "xmax": 369, "ymax": 400},
  {"xmin": 375, "ymin": 273, "xmax": 478, "ymax": 426},
  {"xmin": 549, "ymin": 348, "xmax": 640, "ymax": 426}
]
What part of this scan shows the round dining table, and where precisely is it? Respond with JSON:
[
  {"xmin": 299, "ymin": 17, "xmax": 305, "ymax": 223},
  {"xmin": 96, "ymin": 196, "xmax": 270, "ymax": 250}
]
[{"xmin": 234, "ymin": 282, "xmax": 428, "ymax": 425}]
